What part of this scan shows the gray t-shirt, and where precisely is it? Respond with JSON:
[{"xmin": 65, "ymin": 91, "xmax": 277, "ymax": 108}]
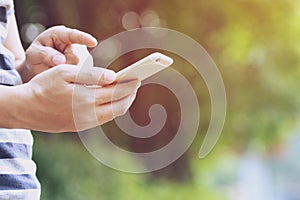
[
  {"xmin": 0, "ymin": 0, "xmax": 21, "ymax": 86},
  {"xmin": 0, "ymin": 0, "xmax": 41, "ymax": 199}
]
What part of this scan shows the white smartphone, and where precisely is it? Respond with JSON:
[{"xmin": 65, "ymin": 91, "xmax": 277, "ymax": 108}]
[
  {"xmin": 115, "ymin": 52, "xmax": 173, "ymax": 82},
  {"xmin": 82, "ymin": 52, "xmax": 173, "ymax": 88}
]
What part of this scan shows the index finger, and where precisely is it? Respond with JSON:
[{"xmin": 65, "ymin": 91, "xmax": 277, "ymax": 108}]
[
  {"xmin": 55, "ymin": 64, "xmax": 116, "ymax": 85},
  {"xmin": 48, "ymin": 26, "xmax": 98, "ymax": 47}
]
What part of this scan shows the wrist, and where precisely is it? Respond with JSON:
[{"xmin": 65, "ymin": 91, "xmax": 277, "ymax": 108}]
[
  {"xmin": 15, "ymin": 59, "xmax": 36, "ymax": 83},
  {"xmin": 1, "ymin": 83, "xmax": 34, "ymax": 130}
]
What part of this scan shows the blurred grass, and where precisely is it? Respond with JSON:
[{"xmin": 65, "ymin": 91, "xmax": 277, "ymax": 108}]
[{"xmin": 33, "ymin": 133, "xmax": 224, "ymax": 200}]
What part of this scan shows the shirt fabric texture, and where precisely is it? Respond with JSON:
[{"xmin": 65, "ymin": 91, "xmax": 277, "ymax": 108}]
[{"xmin": 0, "ymin": 0, "xmax": 41, "ymax": 199}]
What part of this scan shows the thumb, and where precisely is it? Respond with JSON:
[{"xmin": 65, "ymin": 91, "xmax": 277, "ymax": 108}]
[
  {"xmin": 56, "ymin": 64, "xmax": 117, "ymax": 86},
  {"xmin": 52, "ymin": 53, "xmax": 67, "ymax": 66},
  {"xmin": 46, "ymin": 47, "xmax": 67, "ymax": 66},
  {"xmin": 27, "ymin": 44, "xmax": 67, "ymax": 67}
]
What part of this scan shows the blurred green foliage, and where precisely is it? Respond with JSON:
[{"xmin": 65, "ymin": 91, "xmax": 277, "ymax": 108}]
[
  {"xmin": 14, "ymin": 0, "xmax": 300, "ymax": 199},
  {"xmin": 34, "ymin": 134, "xmax": 223, "ymax": 200}
]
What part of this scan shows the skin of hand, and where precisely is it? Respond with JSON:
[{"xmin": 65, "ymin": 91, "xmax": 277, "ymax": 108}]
[
  {"xmin": 4, "ymin": 13, "xmax": 97, "ymax": 82},
  {"xmin": 6, "ymin": 64, "xmax": 141, "ymax": 133},
  {"xmin": 1, "ymin": 12, "xmax": 141, "ymax": 132},
  {"xmin": 25, "ymin": 25, "xmax": 98, "ymax": 74}
]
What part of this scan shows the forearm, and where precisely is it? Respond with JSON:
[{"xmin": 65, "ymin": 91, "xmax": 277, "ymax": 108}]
[
  {"xmin": 0, "ymin": 84, "xmax": 29, "ymax": 129},
  {"xmin": 5, "ymin": 13, "xmax": 35, "ymax": 83}
]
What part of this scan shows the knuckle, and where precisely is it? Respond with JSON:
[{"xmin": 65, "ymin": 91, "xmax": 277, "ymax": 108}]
[
  {"xmin": 52, "ymin": 25, "xmax": 65, "ymax": 31},
  {"xmin": 55, "ymin": 65, "xmax": 72, "ymax": 78},
  {"xmin": 95, "ymin": 96, "xmax": 106, "ymax": 105},
  {"xmin": 36, "ymin": 49, "xmax": 49, "ymax": 61},
  {"xmin": 54, "ymin": 65, "xmax": 67, "ymax": 74},
  {"xmin": 50, "ymin": 31, "xmax": 58, "ymax": 41},
  {"xmin": 97, "ymin": 113, "xmax": 111, "ymax": 125},
  {"xmin": 25, "ymin": 48, "xmax": 32, "ymax": 60},
  {"xmin": 72, "ymin": 28, "xmax": 84, "ymax": 42},
  {"xmin": 65, "ymin": 54, "xmax": 78, "ymax": 65},
  {"xmin": 41, "ymin": 49, "xmax": 48, "ymax": 58},
  {"xmin": 96, "ymin": 114, "xmax": 104, "ymax": 124},
  {"xmin": 73, "ymin": 56, "xmax": 80, "ymax": 65},
  {"xmin": 85, "ymin": 70, "xmax": 97, "ymax": 83},
  {"xmin": 27, "ymin": 43, "xmax": 42, "ymax": 55},
  {"xmin": 69, "ymin": 31, "xmax": 76, "ymax": 43},
  {"xmin": 71, "ymin": 28, "xmax": 79, "ymax": 32},
  {"xmin": 73, "ymin": 55, "xmax": 80, "ymax": 64},
  {"xmin": 106, "ymin": 115, "xmax": 114, "ymax": 124}
]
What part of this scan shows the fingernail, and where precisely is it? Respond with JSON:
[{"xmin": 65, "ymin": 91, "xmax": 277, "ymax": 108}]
[
  {"xmin": 103, "ymin": 71, "xmax": 116, "ymax": 82},
  {"xmin": 53, "ymin": 55, "xmax": 66, "ymax": 65},
  {"xmin": 90, "ymin": 37, "xmax": 98, "ymax": 46}
]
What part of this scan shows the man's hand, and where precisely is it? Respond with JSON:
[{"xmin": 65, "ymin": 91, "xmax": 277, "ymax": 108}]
[
  {"xmin": 9, "ymin": 65, "xmax": 140, "ymax": 133},
  {"xmin": 25, "ymin": 25, "xmax": 98, "ymax": 74}
]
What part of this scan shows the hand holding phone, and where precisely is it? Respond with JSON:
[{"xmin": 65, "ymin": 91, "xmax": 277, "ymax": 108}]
[
  {"xmin": 115, "ymin": 52, "xmax": 173, "ymax": 82},
  {"xmin": 70, "ymin": 45, "xmax": 174, "ymax": 87}
]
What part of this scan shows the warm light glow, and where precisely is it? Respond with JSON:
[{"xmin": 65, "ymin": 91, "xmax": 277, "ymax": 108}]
[
  {"xmin": 121, "ymin": 11, "xmax": 140, "ymax": 30},
  {"xmin": 140, "ymin": 10, "xmax": 160, "ymax": 27},
  {"xmin": 21, "ymin": 23, "xmax": 45, "ymax": 43}
]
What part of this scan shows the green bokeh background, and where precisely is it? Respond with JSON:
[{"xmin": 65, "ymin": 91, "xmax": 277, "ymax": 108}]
[{"xmin": 14, "ymin": 0, "xmax": 300, "ymax": 199}]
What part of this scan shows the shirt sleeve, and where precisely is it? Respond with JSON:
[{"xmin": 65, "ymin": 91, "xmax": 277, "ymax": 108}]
[{"xmin": 7, "ymin": 0, "xmax": 14, "ymax": 16}]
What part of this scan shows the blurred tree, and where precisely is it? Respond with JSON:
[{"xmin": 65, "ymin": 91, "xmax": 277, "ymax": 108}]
[
  {"xmin": 28, "ymin": 0, "xmax": 195, "ymax": 181},
  {"xmin": 14, "ymin": 0, "xmax": 300, "ymax": 195}
]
